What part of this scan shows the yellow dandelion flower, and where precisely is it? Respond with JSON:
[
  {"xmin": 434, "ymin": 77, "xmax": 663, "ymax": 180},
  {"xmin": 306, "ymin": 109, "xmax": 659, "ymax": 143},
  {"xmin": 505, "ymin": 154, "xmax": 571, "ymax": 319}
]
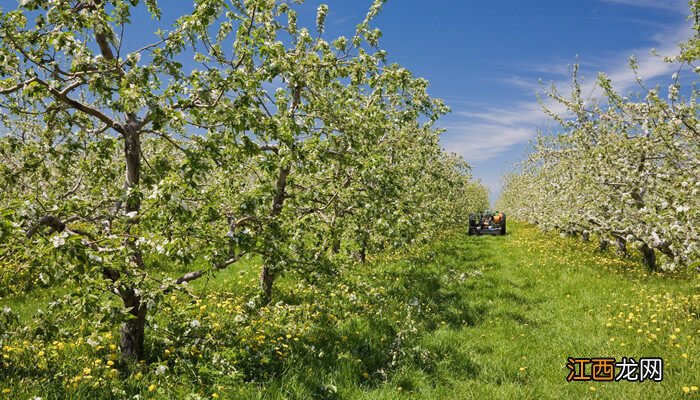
[
  {"xmin": 683, "ymin": 387, "xmax": 690, "ymax": 393},
  {"xmin": 589, "ymin": 386, "xmax": 596, "ymax": 392},
  {"xmin": 148, "ymin": 384, "xmax": 156, "ymax": 392}
]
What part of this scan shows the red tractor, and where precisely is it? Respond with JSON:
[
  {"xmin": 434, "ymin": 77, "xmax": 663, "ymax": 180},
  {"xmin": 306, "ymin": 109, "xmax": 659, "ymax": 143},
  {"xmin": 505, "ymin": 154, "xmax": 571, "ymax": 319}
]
[{"xmin": 468, "ymin": 211, "xmax": 506, "ymax": 236}]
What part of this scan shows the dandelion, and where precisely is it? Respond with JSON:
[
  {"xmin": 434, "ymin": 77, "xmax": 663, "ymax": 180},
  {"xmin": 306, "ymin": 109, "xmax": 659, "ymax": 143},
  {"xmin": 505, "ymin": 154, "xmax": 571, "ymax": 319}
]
[
  {"xmin": 155, "ymin": 365, "xmax": 167, "ymax": 375},
  {"xmin": 148, "ymin": 384, "xmax": 156, "ymax": 392},
  {"xmin": 683, "ymin": 387, "xmax": 691, "ymax": 393}
]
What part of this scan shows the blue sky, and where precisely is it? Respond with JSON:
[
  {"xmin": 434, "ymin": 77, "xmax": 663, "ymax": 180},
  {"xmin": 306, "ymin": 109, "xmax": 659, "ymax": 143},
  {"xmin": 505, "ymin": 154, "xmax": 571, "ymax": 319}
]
[
  {"xmin": 289, "ymin": 0, "xmax": 691, "ymax": 205},
  {"xmin": 117, "ymin": 0, "xmax": 694, "ymax": 203},
  {"xmin": 357, "ymin": 0, "xmax": 692, "ymax": 204}
]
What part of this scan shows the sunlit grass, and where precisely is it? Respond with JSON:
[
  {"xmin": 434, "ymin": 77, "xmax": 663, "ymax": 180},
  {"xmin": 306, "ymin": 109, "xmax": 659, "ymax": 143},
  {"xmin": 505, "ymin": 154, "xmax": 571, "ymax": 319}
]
[{"xmin": 0, "ymin": 222, "xmax": 697, "ymax": 399}]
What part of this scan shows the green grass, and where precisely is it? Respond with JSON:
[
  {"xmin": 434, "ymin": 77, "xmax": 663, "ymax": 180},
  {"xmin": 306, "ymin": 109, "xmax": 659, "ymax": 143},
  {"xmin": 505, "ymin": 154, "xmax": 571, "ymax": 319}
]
[
  {"xmin": 348, "ymin": 222, "xmax": 699, "ymax": 400},
  {"xmin": 1, "ymin": 222, "xmax": 698, "ymax": 399}
]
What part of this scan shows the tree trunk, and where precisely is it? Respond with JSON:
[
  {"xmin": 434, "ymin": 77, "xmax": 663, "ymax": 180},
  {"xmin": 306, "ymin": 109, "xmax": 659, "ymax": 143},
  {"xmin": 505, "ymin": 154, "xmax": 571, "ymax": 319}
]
[
  {"xmin": 119, "ymin": 289, "xmax": 147, "ymax": 362},
  {"xmin": 615, "ymin": 237, "xmax": 627, "ymax": 256},
  {"xmin": 260, "ymin": 167, "xmax": 290, "ymax": 304},
  {"xmin": 124, "ymin": 128, "xmax": 141, "ymax": 212},
  {"xmin": 260, "ymin": 265, "xmax": 275, "ymax": 305},
  {"xmin": 358, "ymin": 245, "xmax": 366, "ymax": 263},
  {"xmin": 582, "ymin": 231, "xmax": 590, "ymax": 243},
  {"xmin": 598, "ymin": 238, "xmax": 608, "ymax": 252},
  {"xmin": 259, "ymin": 166, "xmax": 290, "ymax": 305},
  {"xmin": 639, "ymin": 243, "xmax": 657, "ymax": 272},
  {"xmin": 357, "ymin": 232, "xmax": 368, "ymax": 263},
  {"xmin": 120, "ymin": 121, "xmax": 147, "ymax": 360},
  {"xmin": 331, "ymin": 236, "xmax": 341, "ymax": 254}
]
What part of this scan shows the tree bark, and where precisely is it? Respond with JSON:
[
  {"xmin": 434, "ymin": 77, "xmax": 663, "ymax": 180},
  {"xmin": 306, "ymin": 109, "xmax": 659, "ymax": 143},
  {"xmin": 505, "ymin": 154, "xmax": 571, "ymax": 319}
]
[
  {"xmin": 598, "ymin": 238, "xmax": 608, "ymax": 252},
  {"xmin": 260, "ymin": 265, "xmax": 274, "ymax": 305},
  {"xmin": 357, "ymin": 231, "xmax": 368, "ymax": 263},
  {"xmin": 119, "ymin": 288, "xmax": 147, "ymax": 362},
  {"xmin": 331, "ymin": 237, "xmax": 341, "ymax": 254},
  {"xmin": 121, "ymin": 118, "xmax": 146, "ymax": 360},
  {"xmin": 259, "ymin": 165, "xmax": 290, "ymax": 304},
  {"xmin": 582, "ymin": 231, "xmax": 590, "ymax": 243},
  {"xmin": 639, "ymin": 243, "xmax": 657, "ymax": 272},
  {"xmin": 124, "ymin": 125, "xmax": 142, "ymax": 212},
  {"xmin": 615, "ymin": 236, "xmax": 627, "ymax": 256}
]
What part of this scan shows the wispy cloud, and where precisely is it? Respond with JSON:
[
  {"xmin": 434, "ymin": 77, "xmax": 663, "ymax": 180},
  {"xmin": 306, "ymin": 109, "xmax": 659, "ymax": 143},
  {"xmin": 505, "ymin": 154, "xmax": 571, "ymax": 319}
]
[
  {"xmin": 441, "ymin": 24, "xmax": 689, "ymax": 165},
  {"xmin": 597, "ymin": 0, "xmax": 688, "ymax": 13},
  {"xmin": 441, "ymin": 123, "xmax": 536, "ymax": 162},
  {"xmin": 440, "ymin": 21, "xmax": 690, "ymax": 202}
]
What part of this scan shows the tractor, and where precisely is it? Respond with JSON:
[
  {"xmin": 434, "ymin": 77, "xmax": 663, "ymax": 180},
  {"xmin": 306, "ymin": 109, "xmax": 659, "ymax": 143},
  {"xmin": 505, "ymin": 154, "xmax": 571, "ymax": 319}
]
[{"xmin": 468, "ymin": 211, "xmax": 506, "ymax": 236}]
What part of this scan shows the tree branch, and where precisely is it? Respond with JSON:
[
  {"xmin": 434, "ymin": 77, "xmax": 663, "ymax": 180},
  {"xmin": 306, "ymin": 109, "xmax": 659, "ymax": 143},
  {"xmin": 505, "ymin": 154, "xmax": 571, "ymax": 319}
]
[
  {"xmin": 166, "ymin": 252, "xmax": 247, "ymax": 289},
  {"xmin": 33, "ymin": 77, "xmax": 124, "ymax": 134},
  {"xmin": 0, "ymin": 77, "xmax": 39, "ymax": 95}
]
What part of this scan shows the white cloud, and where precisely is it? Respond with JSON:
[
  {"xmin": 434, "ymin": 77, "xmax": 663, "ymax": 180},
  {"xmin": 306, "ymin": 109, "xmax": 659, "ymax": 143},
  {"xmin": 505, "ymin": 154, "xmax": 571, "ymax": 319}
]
[
  {"xmin": 440, "ymin": 22, "xmax": 690, "ymax": 200},
  {"xmin": 442, "ymin": 23, "xmax": 689, "ymax": 164},
  {"xmin": 441, "ymin": 123, "xmax": 536, "ymax": 162},
  {"xmin": 597, "ymin": 0, "xmax": 688, "ymax": 13}
]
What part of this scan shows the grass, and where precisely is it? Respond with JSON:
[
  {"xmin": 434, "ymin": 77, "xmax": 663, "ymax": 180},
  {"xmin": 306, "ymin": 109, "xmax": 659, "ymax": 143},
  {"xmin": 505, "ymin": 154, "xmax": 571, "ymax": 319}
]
[
  {"xmin": 0, "ymin": 221, "xmax": 698, "ymax": 399},
  {"xmin": 348, "ymin": 222, "xmax": 699, "ymax": 400}
]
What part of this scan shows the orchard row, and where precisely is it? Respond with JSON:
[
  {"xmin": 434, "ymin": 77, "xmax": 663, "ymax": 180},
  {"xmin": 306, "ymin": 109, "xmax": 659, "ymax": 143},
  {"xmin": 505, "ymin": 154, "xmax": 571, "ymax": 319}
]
[
  {"xmin": 498, "ymin": 10, "xmax": 700, "ymax": 272},
  {"xmin": 0, "ymin": 0, "xmax": 488, "ymax": 362}
]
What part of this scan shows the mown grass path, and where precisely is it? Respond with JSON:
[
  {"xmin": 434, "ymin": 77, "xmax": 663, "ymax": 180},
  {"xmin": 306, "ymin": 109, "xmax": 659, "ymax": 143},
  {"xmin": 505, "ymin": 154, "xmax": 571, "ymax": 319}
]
[{"xmin": 358, "ymin": 222, "xmax": 698, "ymax": 400}]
